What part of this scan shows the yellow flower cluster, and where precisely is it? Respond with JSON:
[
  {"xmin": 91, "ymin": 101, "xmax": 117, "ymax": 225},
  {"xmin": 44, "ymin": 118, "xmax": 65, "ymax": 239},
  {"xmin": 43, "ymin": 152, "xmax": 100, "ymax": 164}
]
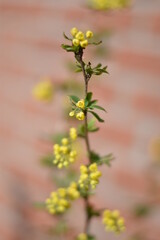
[
  {"xmin": 70, "ymin": 127, "xmax": 77, "ymax": 140},
  {"xmin": 32, "ymin": 79, "xmax": 53, "ymax": 101},
  {"xmin": 53, "ymin": 128, "xmax": 77, "ymax": 168},
  {"xmin": 89, "ymin": 0, "xmax": 129, "ymax": 10},
  {"xmin": 78, "ymin": 163, "xmax": 102, "ymax": 190},
  {"xmin": 77, "ymin": 233, "xmax": 88, "ymax": 240},
  {"xmin": 69, "ymin": 99, "xmax": 85, "ymax": 121},
  {"xmin": 102, "ymin": 210, "xmax": 125, "ymax": 234},
  {"xmin": 70, "ymin": 27, "xmax": 93, "ymax": 48},
  {"xmin": 46, "ymin": 182, "xmax": 80, "ymax": 215}
]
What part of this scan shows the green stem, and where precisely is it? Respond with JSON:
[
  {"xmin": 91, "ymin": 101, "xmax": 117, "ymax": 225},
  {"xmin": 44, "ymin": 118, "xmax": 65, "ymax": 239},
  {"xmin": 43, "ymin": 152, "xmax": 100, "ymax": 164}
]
[
  {"xmin": 77, "ymin": 52, "xmax": 92, "ymax": 235},
  {"xmin": 78, "ymin": 58, "xmax": 91, "ymax": 159},
  {"xmin": 84, "ymin": 197, "xmax": 91, "ymax": 234}
]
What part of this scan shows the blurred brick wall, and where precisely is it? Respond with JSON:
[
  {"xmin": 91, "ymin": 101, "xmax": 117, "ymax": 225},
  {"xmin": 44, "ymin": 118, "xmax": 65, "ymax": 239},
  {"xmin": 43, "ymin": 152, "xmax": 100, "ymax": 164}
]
[{"xmin": 0, "ymin": 0, "xmax": 160, "ymax": 240}]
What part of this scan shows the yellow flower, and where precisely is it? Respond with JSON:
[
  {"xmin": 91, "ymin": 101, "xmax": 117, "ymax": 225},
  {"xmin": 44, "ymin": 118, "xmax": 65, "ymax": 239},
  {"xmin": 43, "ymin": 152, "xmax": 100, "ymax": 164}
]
[
  {"xmin": 86, "ymin": 30, "xmax": 93, "ymax": 38},
  {"xmin": 69, "ymin": 127, "xmax": 77, "ymax": 140},
  {"xmin": 58, "ymin": 188, "xmax": 66, "ymax": 198},
  {"xmin": 102, "ymin": 209, "xmax": 125, "ymax": 234},
  {"xmin": 53, "ymin": 128, "xmax": 77, "ymax": 168},
  {"xmin": 53, "ymin": 144, "xmax": 60, "ymax": 154},
  {"xmin": 76, "ymin": 111, "xmax": 85, "ymax": 120},
  {"xmin": 77, "ymin": 233, "xmax": 88, "ymax": 240},
  {"xmin": 75, "ymin": 31, "xmax": 85, "ymax": 41},
  {"xmin": 89, "ymin": 163, "xmax": 97, "ymax": 172},
  {"xmin": 46, "ymin": 182, "xmax": 80, "ymax": 216},
  {"xmin": 69, "ymin": 28, "xmax": 93, "ymax": 49},
  {"xmin": 71, "ymin": 27, "xmax": 78, "ymax": 37},
  {"xmin": 67, "ymin": 182, "xmax": 80, "ymax": 200},
  {"xmin": 32, "ymin": 79, "xmax": 53, "ymax": 101},
  {"xmin": 80, "ymin": 165, "xmax": 88, "ymax": 174},
  {"xmin": 60, "ymin": 146, "xmax": 68, "ymax": 154},
  {"xmin": 61, "ymin": 138, "xmax": 69, "ymax": 145},
  {"xmin": 70, "ymin": 150, "xmax": 77, "ymax": 158},
  {"xmin": 78, "ymin": 163, "xmax": 101, "ymax": 191},
  {"xmin": 69, "ymin": 111, "xmax": 75, "ymax": 117},
  {"xmin": 76, "ymin": 99, "xmax": 85, "ymax": 109},
  {"xmin": 72, "ymin": 38, "xmax": 80, "ymax": 47},
  {"xmin": 80, "ymin": 39, "xmax": 88, "ymax": 48}
]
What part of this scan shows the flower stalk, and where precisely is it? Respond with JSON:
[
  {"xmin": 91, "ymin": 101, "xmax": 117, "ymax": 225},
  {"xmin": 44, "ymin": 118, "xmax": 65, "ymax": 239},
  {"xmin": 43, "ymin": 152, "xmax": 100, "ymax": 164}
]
[{"xmin": 33, "ymin": 27, "xmax": 126, "ymax": 240}]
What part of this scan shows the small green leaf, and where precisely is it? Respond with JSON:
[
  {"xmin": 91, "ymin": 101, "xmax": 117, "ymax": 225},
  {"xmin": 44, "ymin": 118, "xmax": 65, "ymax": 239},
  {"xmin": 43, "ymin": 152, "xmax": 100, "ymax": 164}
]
[
  {"xmin": 61, "ymin": 44, "xmax": 75, "ymax": 52},
  {"xmin": 92, "ymin": 64, "xmax": 109, "ymax": 76},
  {"xmin": 78, "ymin": 120, "xmax": 99, "ymax": 136},
  {"xmin": 133, "ymin": 204, "xmax": 151, "ymax": 218},
  {"xmin": 92, "ymin": 105, "xmax": 106, "ymax": 112},
  {"xmin": 87, "ymin": 118, "xmax": 96, "ymax": 129},
  {"xmin": 89, "ymin": 40, "xmax": 102, "ymax": 45},
  {"xmin": 89, "ymin": 127, "xmax": 99, "ymax": 132},
  {"xmin": 86, "ymin": 92, "xmax": 93, "ymax": 102},
  {"xmin": 88, "ymin": 100, "xmax": 98, "ymax": 107},
  {"xmin": 90, "ymin": 151, "xmax": 101, "ymax": 163},
  {"xmin": 87, "ymin": 204, "xmax": 101, "ymax": 218},
  {"xmin": 90, "ymin": 151, "xmax": 114, "ymax": 166},
  {"xmin": 99, "ymin": 153, "xmax": 114, "ymax": 166},
  {"xmin": 69, "ymin": 95, "xmax": 80, "ymax": 103},
  {"xmin": 77, "ymin": 124, "xmax": 85, "ymax": 137},
  {"xmin": 95, "ymin": 63, "xmax": 102, "ymax": 68},
  {"xmin": 75, "ymin": 68, "xmax": 82, "ymax": 73},
  {"xmin": 63, "ymin": 32, "xmax": 72, "ymax": 41},
  {"xmin": 85, "ymin": 92, "xmax": 93, "ymax": 108},
  {"xmin": 75, "ymin": 63, "xmax": 82, "ymax": 72},
  {"xmin": 89, "ymin": 111, "xmax": 104, "ymax": 122},
  {"xmin": 87, "ymin": 118, "xmax": 99, "ymax": 132}
]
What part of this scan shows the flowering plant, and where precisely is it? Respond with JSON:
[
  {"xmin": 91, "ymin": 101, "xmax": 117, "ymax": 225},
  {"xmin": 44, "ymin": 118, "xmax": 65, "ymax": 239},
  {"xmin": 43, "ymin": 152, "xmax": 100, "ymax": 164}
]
[{"xmin": 33, "ymin": 27, "xmax": 125, "ymax": 240}]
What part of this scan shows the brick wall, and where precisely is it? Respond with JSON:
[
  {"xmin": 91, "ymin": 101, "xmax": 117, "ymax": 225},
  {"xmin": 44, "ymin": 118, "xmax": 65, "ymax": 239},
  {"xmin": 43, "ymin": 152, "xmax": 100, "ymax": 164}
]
[{"xmin": 0, "ymin": 0, "xmax": 160, "ymax": 239}]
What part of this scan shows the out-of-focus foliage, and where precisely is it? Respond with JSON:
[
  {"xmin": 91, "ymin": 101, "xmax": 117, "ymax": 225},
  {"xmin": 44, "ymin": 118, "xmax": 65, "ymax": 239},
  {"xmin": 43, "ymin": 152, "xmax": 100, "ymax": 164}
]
[{"xmin": 132, "ymin": 203, "xmax": 151, "ymax": 218}]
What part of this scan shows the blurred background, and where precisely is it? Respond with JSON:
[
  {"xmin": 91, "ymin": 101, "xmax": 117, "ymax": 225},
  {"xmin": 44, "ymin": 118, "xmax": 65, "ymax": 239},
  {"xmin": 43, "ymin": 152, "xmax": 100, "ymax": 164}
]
[{"xmin": 0, "ymin": 0, "xmax": 160, "ymax": 240}]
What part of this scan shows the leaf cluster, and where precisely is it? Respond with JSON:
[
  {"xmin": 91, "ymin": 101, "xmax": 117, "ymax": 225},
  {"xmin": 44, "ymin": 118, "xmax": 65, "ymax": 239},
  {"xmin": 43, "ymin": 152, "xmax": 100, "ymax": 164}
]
[
  {"xmin": 62, "ymin": 44, "xmax": 80, "ymax": 54},
  {"xmin": 90, "ymin": 151, "xmax": 114, "ymax": 167},
  {"xmin": 85, "ymin": 92, "xmax": 106, "ymax": 122},
  {"xmin": 87, "ymin": 204, "xmax": 101, "ymax": 218},
  {"xmin": 69, "ymin": 92, "xmax": 106, "ymax": 122},
  {"xmin": 133, "ymin": 204, "xmax": 151, "ymax": 218},
  {"xmin": 78, "ymin": 118, "xmax": 99, "ymax": 137},
  {"xmin": 76, "ymin": 63, "xmax": 108, "ymax": 76}
]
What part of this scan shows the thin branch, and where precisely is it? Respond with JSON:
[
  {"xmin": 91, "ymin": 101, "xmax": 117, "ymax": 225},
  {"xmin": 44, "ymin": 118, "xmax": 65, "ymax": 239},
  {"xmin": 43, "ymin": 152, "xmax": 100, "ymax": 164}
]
[
  {"xmin": 77, "ymin": 57, "xmax": 91, "ymax": 159},
  {"xmin": 76, "ymin": 50, "xmax": 92, "ymax": 235}
]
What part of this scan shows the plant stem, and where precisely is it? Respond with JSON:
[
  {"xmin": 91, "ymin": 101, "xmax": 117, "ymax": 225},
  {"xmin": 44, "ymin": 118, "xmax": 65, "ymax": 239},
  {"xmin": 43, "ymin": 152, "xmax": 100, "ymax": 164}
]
[
  {"xmin": 78, "ymin": 58, "xmax": 91, "ymax": 159},
  {"xmin": 77, "ymin": 52, "xmax": 92, "ymax": 235},
  {"xmin": 84, "ymin": 197, "xmax": 91, "ymax": 234}
]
